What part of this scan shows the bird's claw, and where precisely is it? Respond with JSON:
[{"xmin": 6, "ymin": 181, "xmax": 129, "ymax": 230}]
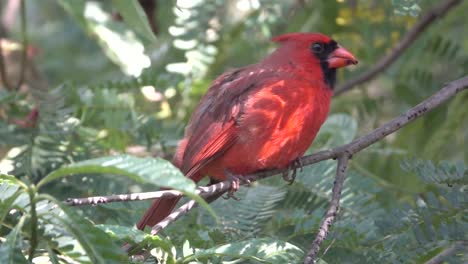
[
  {"xmin": 282, "ymin": 158, "xmax": 303, "ymax": 185},
  {"xmin": 223, "ymin": 191, "xmax": 241, "ymax": 201},
  {"xmin": 294, "ymin": 158, "xmax": 304, "ymax": 172},
  {"xmin": 282, "ymin": 170, "xmax": 295, "ymax": 185},
  {"xmin": 222, "ymin": 169, "xmax": 245, "ymax": 200}
]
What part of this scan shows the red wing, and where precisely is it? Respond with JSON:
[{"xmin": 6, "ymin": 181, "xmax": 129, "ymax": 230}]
[
  {"xmin": 180, "ymin": 66, "xmax": 279, "ymax": 177},
  {"xmin": 183, "ymin": 121, "xmax": 237, "ymax": 178}
]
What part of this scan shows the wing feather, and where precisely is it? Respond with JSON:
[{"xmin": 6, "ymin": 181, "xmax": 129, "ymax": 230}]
[{"xmin": 179, "ymin": 66, "xmax": 278, "ymax": 177}]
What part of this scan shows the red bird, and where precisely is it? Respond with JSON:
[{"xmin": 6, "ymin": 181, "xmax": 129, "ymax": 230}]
[{"xmin": 137, "ymin": 32, "xmax": 357, "ymax": 231}]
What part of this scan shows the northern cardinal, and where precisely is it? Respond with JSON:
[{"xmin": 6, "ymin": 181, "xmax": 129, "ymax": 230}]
[{"xmin": 137, "ymin": 32, "xmax": 357, "ymax": 231}]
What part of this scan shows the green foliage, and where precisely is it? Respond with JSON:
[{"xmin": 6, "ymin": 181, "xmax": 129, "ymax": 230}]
[
  {"xmin": 1, "ymin": 175, "xmax": 127, "ymax": 263},
  {"xmin": 181, "ymin": 238, "xmax": 304, "ymax": 263},
  {"xmin": 392, "ymin": 0, "xmax": 422, "ymax": 17},
  {"xmin": 205, "ymin": 184, "xmax": 287, "ymax": 239},
  {"xmin": 58, "ymin": 0, "xmax": 151, "ymax": 76},
  {"xmin": 401, "ymin": 158, "xmax": 467, "ymax": 185},
  {"xmin": 0, "ymin": 215, "xmax": 28, "ymax": 264},
  {"xmin": 39, "ymin": 155, "xmax": 196, "ymax": 192},
  {"xmin": 111, "ymin": 0, "xmax": 157, "ymax": 43},
  {"xmin": 39, "ymin": 195, "xmax": 128, "ymax": 264},
  {"xmin": 38, "ymin": 154, "xmax": 214, "ymax": 217},
  {"xmin": 1, "ymin": 0, "xmax": 466, "ymax": 263},
  {"xmin": 5, "ymin": 84, "xmax": 79, "ymax": 182}
]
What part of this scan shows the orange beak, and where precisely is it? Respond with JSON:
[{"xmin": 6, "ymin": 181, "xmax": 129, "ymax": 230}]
[{"xmin": 327, "ymin": 46, "xmax": 358, "ymax": 69}]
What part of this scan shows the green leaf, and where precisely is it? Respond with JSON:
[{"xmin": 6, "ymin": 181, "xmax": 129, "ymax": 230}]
[
  {"xmin": 0, "ymin": 174, "xmax": 28, "ymax": 190},
  {"xmin": 180, "ymin": 238, "xmax": 304, "ymax": 263},
  {"xmin": 38, "ymin": 155, "xmax": 216, "ymax": 219},
  {"xmin": 205, "ymin": 184, "xmax": 286, "ymax": 238},
  {"xmin": 38, "ymin": 194, "xmax": 128, "ymax": 264},
  {"xmin": 0, "ymin": 175, "xmax": 28, "ymax": 222},
  {"xmin": 392, "ymin": 0, "xmax": 421, "ymax": 17},
  {"xmin": 7, "ymin": 84, "xmax": 79, "ymax": 181},
  {"xmin": 0, "ymin": 90, "xmax": 16, "ymax": 104},
  {"xmin": 96, "ymin": 224, "xmax": 176, "ymax": 258},
  {"xmin": 46, "ymin": 244, "xmax": 61, "ymax": 264},
  {"xmin": 401, "ymin": 159, "xmax": 467, "ymax": 186},
  {"xmin": 96, "ymin": 224, "xmax": 147, "ymax": 244},
  {"xmin": 111, "ymin": 0, "xmax": 157, "ymax": 43},
  {"xmin": 315, "ymin": 113, "xmax": 358, "ymax": 148},
  {"xmin": 0, "ymin": 216, "xmax": 28, "ymax": 264},
  {"xmin": 39, "ymin": 155, "xmax": 193, "ymax": 191},
  {"xmin": 57, "ymin": 0, "xmax": 150, "ymax": 76}
]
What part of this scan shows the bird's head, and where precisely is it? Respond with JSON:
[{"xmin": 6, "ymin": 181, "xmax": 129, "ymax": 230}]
[{"xmin": 267, "ymin": 32, "xmax": 358, "ymax": 88}]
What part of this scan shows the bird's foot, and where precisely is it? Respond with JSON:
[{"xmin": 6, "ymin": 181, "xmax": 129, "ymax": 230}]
[
  {"xmin": 282, "ymin": 158, "xmax": 304, "ymax": 185},
  {"xmin": 223, "ymin": 169, "xmax": 248, "ymax": 200}
]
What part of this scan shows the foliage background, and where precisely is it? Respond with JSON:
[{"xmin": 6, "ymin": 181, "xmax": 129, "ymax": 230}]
[{"xmin": 0, "ymin": 0, "xmax": 466, "ymax": 263}]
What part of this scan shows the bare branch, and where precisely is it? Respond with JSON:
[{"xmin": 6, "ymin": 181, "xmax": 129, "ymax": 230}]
[
  {"xmin": 67, "ymin": 75, "xmax": 467, "ymax": 204},
  {"xmin": 65, "ymin": 76, "xmax": 468, "ymax": 261},
  {"xmin": 334, "ymin": 0, "xmax": 462, "ymax": 96},
  {"xmin": 63, "ymin": 184, "xmax": 226, "ymax": 206},
  {"xmin": 151, "ymin": 199, "xmax": 197, "ymax": 235},
  {"xmin": 64, "ymin": 189, "xmax": 186, "ymax": 206},
  {"xmin": 148, "ymin": 75, "xmax": 467, "ymax": 259},
  {"xmin": 425, "ymin": 241, "xmax": 466, "ymax": 264},
  {"xmin": 303, "ymin": 154, "xmax": 349, "ymax": 264},
  {"xmin": 301, "ymin": 75, "xmax": 467, "ymax": 263}
]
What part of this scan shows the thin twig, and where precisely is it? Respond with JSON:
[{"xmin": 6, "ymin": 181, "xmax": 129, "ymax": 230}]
[
  {"xmin": 424, "ymin": 241, "xmax": 466, "ymax": 264},
  {"xmin": 63, "ymin": 185, "xmax": 223, "ymax": 206},
  {"xmin": 303, "ymin": 154, "xmax": 349, "ymax": 264},
  {"xmin": 64, "ymin": 189, "xmax": 186, "ymax": 206},
  {"xmin": 148, "ymin": 184, "xmax": 230, "ymax": 235},
  {"xmin": 64, "ymin": 76, "xmax": 468, "ymax": 261},
  {"xmin": 320, "ymin": 237, "xmax": 336, "ymax": 259},
  {"xmin": 334, "ymin": 0, "xmax": 462, "ymax": 96},
  {"xmin": 301, "ymin": 75, "xmax": 467, "ymax": 263},
  {"xmin": 147, "ymin": 75, "xmax": 467, "ymax": 261},
  {"xmin": 66, "ymin": 76, "xmax": 468, "ymax": 208},
  {"xmin": 151, "ymin": 200, "xmax": 197, "ymax": 235}
]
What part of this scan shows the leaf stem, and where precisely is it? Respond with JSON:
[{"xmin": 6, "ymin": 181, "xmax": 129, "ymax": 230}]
[{"xmin": 27, "ymin": 184, "xmax": 38, "ymax": 261}]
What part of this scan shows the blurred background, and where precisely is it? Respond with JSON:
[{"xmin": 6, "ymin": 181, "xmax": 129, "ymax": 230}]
[{"xmin": 0, "ymin": 0, "xmax": 466, "ymax": 263}]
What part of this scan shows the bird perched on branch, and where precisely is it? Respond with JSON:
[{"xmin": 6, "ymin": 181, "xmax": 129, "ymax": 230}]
[{"xmin": 137, "ymin": 32, "xmax": 357, "ymax": 231}]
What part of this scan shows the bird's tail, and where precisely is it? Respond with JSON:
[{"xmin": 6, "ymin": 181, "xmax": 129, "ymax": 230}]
[
  {"xmin": 136, "ymin": 195, "xmax": 181, "ymax": 230},
  {"xmin": 136, "ymin": 171, "xmax": 203, "ymax": 231},
  {"xmin": 137, "ymin": 139, "xmax": 200, "ymax": 231}
]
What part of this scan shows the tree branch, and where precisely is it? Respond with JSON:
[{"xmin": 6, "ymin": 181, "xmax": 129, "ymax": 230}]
[
  {"xmin": 424, "ymin": 241, "xmax": 466, "ymax": 264},
  {"xmin": 151, "ymin": 199, "xmax": 197, "ymax": 235},
  {"xmin": 303, "ymin": 154, "xmax": 349, "ymax": 264},
  {"xmin": 65, "ymin": 76, "xmax": 468, "ymax": 260},
  {"xmin": 334, "ymin": 0, "xmax": 462, "ymax": 96},
  {"xmin": 64, "ymin": 189, "xmax": 186, "ymax": 206},
  {"xmin": 63, "ymin": 184, "xmax": 223, "ymax": 206},
  {"xmin": 146, "ymin": 75, "xmax": 467, "ymax": 260},
  {"xmin": 65, "ymin": 75, "xmax": 468, "ymax": 202}
]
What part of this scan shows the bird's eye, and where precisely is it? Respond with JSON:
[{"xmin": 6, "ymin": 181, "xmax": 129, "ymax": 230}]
[{"xmin": 311, "ymin": 43, "xmax": 324, "ymax": 54}]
